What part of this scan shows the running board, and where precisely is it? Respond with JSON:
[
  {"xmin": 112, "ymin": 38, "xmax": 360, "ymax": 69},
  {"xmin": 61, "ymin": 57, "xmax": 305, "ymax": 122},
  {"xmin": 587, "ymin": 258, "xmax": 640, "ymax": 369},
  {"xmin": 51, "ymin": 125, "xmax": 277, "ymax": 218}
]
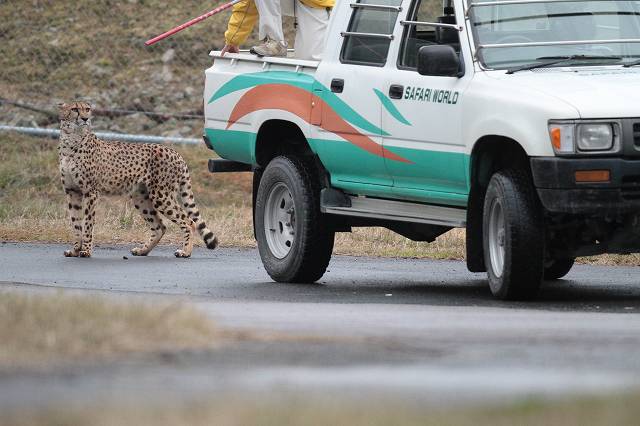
[
  {"xmin": 320, "ymin": 189, "xmax": 467, "ymax": 228},
  {"xmin": 208, "ymin": 159, "xmax": 253, "ymax": 173}
]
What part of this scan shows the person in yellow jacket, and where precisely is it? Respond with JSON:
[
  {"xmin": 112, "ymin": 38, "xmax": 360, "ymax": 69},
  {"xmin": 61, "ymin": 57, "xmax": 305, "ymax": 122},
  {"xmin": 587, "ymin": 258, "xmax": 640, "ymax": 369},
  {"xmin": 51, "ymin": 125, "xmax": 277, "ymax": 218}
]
[{"xmin": 221, "ymin": 0, "xmax": 334, "ymax": 61}]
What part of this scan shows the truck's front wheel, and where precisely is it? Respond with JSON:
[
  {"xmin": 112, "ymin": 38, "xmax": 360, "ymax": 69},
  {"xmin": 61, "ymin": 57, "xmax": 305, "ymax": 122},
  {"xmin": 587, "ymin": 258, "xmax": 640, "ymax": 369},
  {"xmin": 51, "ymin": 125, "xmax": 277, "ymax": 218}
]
[
  {"xmin": 483, "ymin": 169, "xmax": 545, "ymax": 300},
  {"xmin": 255, "ymin": 156, "xmax": 334, "ymax": 283}
]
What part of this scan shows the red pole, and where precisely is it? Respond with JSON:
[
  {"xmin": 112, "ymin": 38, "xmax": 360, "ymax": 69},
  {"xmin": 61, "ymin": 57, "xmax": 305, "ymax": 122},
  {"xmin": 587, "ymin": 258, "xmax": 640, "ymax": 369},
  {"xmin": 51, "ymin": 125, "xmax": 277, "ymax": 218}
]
[{"xmin": 145, "ymin": 0, "xmax": 243, "ymax": 46}]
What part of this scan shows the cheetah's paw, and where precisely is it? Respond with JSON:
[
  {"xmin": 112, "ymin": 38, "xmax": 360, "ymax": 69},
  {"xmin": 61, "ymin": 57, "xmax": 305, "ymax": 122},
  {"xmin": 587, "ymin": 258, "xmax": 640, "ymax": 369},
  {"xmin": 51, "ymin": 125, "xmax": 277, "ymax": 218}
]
[
  {"xmin": 131, "ymin": 247, "xmax": 148, "ymax": 256},
  {"xmin": 78, "ymin": 250, "xmax": 92, "ymax": 258},
  {"xmin": 174, "ymin": 249, "xmax": 191, "ymax": 258}
]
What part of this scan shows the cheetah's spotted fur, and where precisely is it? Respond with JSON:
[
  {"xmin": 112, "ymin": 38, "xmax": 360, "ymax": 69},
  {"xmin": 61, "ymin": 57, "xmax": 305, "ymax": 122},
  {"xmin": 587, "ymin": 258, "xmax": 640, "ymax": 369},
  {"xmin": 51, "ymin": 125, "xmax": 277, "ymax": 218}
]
[{"xmin": 57, "ymin": 101, "xmax": 218, "ymax": 258}]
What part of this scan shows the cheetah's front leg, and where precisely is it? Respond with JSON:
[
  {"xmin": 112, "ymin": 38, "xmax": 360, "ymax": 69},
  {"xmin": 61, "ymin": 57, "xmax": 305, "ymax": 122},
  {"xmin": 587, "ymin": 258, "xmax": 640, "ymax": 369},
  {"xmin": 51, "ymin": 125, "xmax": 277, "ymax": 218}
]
[
  {"xmin": 64, "ymin": 190, "xmax": 83, "ymax": 257},
  {"xmin": 79, "ymin": 192, "xmax": 98, "ymax": 257}
]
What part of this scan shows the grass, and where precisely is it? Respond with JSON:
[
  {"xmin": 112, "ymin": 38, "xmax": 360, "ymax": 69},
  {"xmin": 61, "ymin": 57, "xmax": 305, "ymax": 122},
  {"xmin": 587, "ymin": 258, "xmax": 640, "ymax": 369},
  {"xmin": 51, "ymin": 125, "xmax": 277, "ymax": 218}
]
[
  {"xmin": 0, "ymin": 132, "xmax": 255, "ymax": 248},
  {"xmin": 0, "ymin": 132, "xmax": 638, "ymax": 265},
  {"xmin": 2, "ymin": 392, "xmax": 640, "ymax": 426},
  {"xmin": 0, "ymin": 290, "xmax": 217, "ymax": 369}
]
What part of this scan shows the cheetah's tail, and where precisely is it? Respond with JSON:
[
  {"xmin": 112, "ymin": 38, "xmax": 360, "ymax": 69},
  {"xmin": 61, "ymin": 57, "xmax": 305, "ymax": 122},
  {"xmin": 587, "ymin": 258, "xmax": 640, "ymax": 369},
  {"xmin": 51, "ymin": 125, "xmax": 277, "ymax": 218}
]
[{"xmin": 179, "ymin": 180, "xmax": 218, "ymax": 250}]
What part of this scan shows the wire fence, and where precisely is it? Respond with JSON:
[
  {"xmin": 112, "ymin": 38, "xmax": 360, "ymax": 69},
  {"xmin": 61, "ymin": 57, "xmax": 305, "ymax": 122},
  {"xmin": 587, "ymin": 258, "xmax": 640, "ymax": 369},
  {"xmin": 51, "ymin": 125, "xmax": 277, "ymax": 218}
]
[{"xmin": 0, "ymin": 1, "xmax": 269, "ymax": 142}]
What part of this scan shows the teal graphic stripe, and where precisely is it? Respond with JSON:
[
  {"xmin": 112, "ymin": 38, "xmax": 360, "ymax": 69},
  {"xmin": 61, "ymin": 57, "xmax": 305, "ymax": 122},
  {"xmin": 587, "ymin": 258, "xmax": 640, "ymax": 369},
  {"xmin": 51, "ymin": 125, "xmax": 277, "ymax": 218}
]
[
  {"xmin": 209, "ymin": 71, "xmax": 315, "ymax": 102},
  {"xmin": 209, "ymin": 71, "xmax": 390, "ymax": 136},
  {"xmin": 373, "ymin": 89, "xmax": 411, "ymax": 126},
  {"xmin": 207, "ymin": 126, "xmax": 469, "ymax": 204},
  {"xmin": 205, "ymin": 128, "xmax": 256, "ymax": 165}
]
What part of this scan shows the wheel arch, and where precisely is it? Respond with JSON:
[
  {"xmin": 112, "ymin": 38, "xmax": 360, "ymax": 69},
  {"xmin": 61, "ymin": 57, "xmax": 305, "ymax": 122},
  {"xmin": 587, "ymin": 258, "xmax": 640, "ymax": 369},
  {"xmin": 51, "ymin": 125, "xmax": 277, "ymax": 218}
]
[{"xmin": 255, "ymin": 119, "xmax": 318, "ymax": 167}]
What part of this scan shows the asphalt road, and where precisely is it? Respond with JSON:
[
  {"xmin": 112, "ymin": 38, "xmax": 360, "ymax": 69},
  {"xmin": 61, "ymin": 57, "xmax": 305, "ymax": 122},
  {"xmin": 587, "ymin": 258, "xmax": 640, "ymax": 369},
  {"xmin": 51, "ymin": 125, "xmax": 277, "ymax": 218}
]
[{"xmin": 1, "ymin": 242, "xmax": 639, "ymax": 409}]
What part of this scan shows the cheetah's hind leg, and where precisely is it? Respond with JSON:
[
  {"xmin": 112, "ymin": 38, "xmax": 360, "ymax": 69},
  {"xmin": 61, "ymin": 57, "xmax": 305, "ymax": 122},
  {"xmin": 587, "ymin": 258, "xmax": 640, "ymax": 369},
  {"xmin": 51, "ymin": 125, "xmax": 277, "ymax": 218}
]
[
  {"xmin": 130, "ymin": 186, "xmax": 166, "ymax": 256},
  {"xmin": 148, "ymin": 186, "xmax": 194, "ymax": 258}
]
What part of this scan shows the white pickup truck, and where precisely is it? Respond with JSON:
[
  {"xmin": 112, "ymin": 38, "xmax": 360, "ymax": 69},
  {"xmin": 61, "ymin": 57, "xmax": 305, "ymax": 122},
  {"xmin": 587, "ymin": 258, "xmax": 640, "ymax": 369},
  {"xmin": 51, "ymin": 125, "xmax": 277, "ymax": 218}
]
[{"xmin": 203, "ymin": 0, "xmax": 640, "ymax": 300}]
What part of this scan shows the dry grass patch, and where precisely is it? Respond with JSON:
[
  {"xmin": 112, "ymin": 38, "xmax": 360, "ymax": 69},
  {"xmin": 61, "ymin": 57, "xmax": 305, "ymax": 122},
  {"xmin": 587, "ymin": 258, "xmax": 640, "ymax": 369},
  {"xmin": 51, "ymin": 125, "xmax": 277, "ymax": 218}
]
[
  {"xmin": 0, "ymin": 133, "xmax": 255, "ymax": 248},
  {"xmin": 3, "ymin": 392, "xmax": 640, "ymax": 426},
  {"xmin": 1, "ymin": 133, "xmax": 638, "ymax": 265},
  {"xmin": 335, "ymin": 227, "xmax": 466, "ymax": 259},
  {"xmin": 0, "ymin": 291, "xmax": 217, "ymax": 369}
]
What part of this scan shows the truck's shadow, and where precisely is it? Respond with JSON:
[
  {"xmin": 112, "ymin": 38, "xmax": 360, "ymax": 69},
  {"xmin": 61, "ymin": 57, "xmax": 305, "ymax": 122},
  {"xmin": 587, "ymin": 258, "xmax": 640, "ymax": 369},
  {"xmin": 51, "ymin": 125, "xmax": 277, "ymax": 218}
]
[
  {"xmin": 21, "ymin": 244, "xmax": 638, "ymax": 313},
  {"xmin": 255, "ymin": 277, "xmax": 640, "ymax": 313}
]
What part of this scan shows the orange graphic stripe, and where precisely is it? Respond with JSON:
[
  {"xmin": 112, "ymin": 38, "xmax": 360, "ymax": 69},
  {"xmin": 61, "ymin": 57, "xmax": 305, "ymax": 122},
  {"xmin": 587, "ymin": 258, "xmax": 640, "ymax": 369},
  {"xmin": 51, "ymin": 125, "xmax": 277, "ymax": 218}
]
[{"xmin": 226, "ymin": 84, "xmax": 411, "ymax": 164}]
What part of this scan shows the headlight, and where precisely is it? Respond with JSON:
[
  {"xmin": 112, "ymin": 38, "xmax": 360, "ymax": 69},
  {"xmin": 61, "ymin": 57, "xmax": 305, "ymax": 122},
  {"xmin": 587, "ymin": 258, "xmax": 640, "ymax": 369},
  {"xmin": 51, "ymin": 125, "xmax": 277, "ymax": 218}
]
[
  {"xmin": 576, "ymin": 124, "xmax": 613, "ymax": 151},
  {"xmin": 549, "ymin": 121, "xmax": 619, "ymax": 155}
]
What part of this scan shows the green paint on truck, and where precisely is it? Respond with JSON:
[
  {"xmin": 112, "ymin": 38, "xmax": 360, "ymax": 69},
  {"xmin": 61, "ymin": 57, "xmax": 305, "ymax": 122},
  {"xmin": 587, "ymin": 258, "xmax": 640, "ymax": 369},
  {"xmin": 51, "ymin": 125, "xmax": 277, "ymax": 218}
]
[{"xmin": 373, "ymin": 88, "xmax": 412, "ymax": 126}]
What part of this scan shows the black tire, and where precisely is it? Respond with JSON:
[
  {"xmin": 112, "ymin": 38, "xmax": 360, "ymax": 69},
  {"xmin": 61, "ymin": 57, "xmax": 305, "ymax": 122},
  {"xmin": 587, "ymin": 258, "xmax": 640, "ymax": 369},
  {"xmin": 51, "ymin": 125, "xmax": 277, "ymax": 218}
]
[
  {"xmin": 482, "ymin": 169, "xmax": 545, "ymax": 300},
  {"xmin": 255, "ymin": 155, "xmax": 334, "ymax": 283},
  {"xmin": 544, "ymin": 258, "xmax": 575, "ymax": 280},
  {"xmin": 251, "ymin": 167, "xmax": 263, "ymax": 240}
]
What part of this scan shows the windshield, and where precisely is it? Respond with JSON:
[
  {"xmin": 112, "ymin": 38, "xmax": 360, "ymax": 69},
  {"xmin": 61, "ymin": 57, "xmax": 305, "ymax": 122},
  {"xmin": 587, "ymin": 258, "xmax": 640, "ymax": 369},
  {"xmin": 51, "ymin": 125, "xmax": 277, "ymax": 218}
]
[{"xmin": 468, "ymin": 0, "xmax": 640, "ymax": 69}]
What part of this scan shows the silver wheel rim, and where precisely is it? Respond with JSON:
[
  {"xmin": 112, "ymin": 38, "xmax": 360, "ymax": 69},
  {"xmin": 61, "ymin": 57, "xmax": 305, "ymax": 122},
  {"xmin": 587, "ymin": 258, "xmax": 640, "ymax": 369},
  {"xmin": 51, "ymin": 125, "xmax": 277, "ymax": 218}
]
[
  {"xmin": 264, "ymin": 182, "xmax": 296, "ymax": 259},
  {"xmin": 488, "ymin": 198, "xmax": 506, "ymax": 278}
]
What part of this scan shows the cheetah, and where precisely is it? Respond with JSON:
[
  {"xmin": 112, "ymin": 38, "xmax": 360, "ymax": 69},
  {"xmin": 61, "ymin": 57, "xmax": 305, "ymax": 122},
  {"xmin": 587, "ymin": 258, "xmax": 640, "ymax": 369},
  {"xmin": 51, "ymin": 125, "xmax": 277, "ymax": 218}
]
[{"xmin": 57, "ymin": 101, "xmax": 218, "ymax": 258}]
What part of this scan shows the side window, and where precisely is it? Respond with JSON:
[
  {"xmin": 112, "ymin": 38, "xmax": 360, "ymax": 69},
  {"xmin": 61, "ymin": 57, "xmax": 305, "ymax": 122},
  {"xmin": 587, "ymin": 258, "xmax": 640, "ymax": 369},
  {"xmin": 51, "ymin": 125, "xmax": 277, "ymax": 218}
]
[
  {"xmin": 341, "ymin": 0, "xmax": 403, "ymax": 66},
  {"xmin": 398, "ymin": 0, "xmax": 460, "ymax": 69}
]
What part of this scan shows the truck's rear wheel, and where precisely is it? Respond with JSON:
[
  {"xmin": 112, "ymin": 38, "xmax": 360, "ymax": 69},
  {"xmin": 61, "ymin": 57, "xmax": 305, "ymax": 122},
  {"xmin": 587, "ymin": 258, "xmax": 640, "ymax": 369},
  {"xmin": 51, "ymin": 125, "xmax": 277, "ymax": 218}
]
[
  {"xmin": 544, "ymin": 258, "xmax": 575, "ymax": 280},
  {"xmin": 255, "ymin": 156, "xmax": 334, "ymax": 283},
  {"xmin": 482, "ymin": 169, "xmax": 545, "ymax": 300}
]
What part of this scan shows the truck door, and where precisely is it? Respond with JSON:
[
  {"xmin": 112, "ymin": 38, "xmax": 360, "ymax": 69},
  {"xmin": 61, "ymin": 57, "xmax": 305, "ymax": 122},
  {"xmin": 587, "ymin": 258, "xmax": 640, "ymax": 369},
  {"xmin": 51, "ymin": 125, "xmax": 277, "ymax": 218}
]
[
  {"xmin": 381, "ymin": 0, "xmax": 471, "ymax": 207},
  {"xmin": 312, "ymin": 0, "xmax": 404, "ymax": 196}
]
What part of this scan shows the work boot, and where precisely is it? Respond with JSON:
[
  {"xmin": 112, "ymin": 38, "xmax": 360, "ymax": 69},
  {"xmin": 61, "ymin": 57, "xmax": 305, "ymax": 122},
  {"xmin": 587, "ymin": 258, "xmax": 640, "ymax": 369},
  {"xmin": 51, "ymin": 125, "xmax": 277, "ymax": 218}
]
[{"xmin": 250, "ymin": 37, "xmax": 287, "ymax": 57}]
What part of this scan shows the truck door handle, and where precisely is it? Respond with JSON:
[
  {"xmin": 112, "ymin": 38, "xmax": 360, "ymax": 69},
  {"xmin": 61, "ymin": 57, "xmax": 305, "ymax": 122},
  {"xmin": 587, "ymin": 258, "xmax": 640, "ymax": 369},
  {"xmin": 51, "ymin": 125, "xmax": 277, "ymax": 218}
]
[
  {"xmin": 389, "ymin": 84, "xmax": 404, "ymax": 99},
  {"xmin": 331, "ymin": 78, "xmax": 344, "ymax": 93}
]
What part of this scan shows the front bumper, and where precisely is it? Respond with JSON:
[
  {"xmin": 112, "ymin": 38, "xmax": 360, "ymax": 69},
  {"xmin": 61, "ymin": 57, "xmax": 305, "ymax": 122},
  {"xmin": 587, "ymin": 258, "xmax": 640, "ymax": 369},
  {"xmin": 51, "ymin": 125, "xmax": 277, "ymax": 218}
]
[{"xmin": 530, "ymin": 157, "xmax": 640, "ymax": 215}]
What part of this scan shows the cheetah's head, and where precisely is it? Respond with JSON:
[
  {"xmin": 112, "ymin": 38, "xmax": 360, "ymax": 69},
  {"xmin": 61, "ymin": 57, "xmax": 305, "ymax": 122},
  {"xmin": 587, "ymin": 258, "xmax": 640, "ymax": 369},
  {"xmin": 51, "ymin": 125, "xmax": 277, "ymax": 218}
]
[{"xmin": 58, "ymin": 101, "xmax": 92, "ymax": 135}]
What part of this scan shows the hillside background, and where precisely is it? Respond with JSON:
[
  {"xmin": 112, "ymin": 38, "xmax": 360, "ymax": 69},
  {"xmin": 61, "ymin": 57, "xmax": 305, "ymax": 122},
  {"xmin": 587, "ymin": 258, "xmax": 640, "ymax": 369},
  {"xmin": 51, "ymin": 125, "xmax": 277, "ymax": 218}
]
[{"xmin": 0, "ymin": 0, "xmax": 296, "ymax": 137}]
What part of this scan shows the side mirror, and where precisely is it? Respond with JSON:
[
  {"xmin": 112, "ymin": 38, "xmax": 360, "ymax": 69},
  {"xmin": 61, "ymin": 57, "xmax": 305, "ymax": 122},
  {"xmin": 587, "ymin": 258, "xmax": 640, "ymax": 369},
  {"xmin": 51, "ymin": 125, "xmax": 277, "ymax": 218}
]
[{"xmin": 417, "ymin": 45, "xmax": 462, "ymax": 77}]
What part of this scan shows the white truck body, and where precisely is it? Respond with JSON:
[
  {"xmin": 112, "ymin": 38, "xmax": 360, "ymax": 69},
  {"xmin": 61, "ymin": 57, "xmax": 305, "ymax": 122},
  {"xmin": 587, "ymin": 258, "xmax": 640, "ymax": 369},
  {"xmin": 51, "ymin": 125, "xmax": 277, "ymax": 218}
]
[{"xmin": 203, "ymin": 0, "xmax": 640, "ymax": 299}]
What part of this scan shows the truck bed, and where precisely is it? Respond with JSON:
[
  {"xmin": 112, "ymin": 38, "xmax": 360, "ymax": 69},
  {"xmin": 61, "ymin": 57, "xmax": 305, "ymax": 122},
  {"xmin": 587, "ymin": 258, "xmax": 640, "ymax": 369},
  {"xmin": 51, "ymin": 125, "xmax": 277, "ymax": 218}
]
[{"xmin": 209, "ymin": 51, "xmax": 320, "ymax": 69}]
